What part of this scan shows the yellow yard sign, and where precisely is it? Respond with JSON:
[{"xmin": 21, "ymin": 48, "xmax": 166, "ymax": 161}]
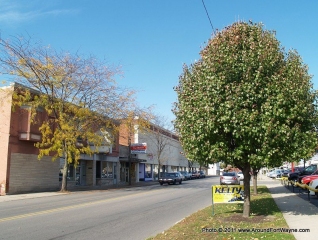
[
  {"xmin": 212, "ymin": 185, "xmax": 244, "ymax": 215},
  {"xmin": 212, "ymin": 185, "xmax": 244, "ymax": 203}
]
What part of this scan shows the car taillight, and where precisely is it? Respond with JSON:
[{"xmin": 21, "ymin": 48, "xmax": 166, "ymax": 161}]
[{"xmin": 233, "ymin": 177, "xmax": 237, "ymax": 180}]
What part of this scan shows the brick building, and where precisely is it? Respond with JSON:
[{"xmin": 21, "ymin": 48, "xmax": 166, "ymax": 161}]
[{"xmin": 0, "ymin": 84, "xmax": 119, "ymax": 194}]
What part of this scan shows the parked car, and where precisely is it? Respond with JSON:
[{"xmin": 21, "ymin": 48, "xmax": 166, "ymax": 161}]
[
  {"xmin": 237, "ymin": 171, "xmax": 244, "ymax": 181},
  {"xmin": 180, "ymin": 171, "xmax": 192, "ymax": 180},
  {"xmin": 288, "ymin": 164, "xmax": 317, "ymax": 182},
  {"xmin": 266, "ymin": 168, "xmax": 276, "ymax": 177},
  {"xmin": 293, "ymin": 167, "xmax": 304, "ymax": 173},
  {"xmin": 268, "ymin": 169, "xmax": 283, "ymax": 178},
  {"xmin": 267, "ymin": 170, "xmax": 274, "ymax": 177},
  {"xmin": 282, "ymin": 167, "xmax": 303, "ymax": 179},
  {"xmin": 159, "ymin": 172, "xmax": 183, "ymax": 185},
  {"xmin": 178, "ymin": 171, "xmax": 186, "ymax": 181},
  {"xmin": 191, "ymin": 171, "xmax": 201, "ymax": 179},
  {"xmin": 199, "ymin": 170, "xmax": 206, "ymax": 178},
  {"xmin": 276, "ymin": 169, "xmax": 291, "ymax": 178},
  {"xmin": 300, "ymin": 170, "xmax": 318, "ymax": 185},
  {"xmin": 309, "ymin": 178, "xmax": 318, "ymax": 197},
  {"xmin": 220, "ymin": 172, "xmax": 240, "ymax": 185}
]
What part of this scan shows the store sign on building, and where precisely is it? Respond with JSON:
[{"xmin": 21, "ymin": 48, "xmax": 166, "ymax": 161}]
[{"xmin": 130, "ymin": 143, "xmax": 147, "ymax": 154}]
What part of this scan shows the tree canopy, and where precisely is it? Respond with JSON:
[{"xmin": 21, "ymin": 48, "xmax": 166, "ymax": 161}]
[{"xmin": 173, "ymin": 21, "xmax": 318, "ymax": 217}]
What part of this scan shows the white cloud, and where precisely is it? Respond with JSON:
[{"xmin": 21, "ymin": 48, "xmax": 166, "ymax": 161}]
[{"xmin": 0, "ymin": 1, "xmax": 78, "ymax": 24}]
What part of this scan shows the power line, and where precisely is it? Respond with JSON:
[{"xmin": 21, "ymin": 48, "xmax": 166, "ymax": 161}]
[{"xmin": 201, "ymin": 0, "xmax": 215, "ymax": 33}]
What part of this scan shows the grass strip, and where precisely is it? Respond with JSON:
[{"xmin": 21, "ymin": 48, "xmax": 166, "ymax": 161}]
[{"xmin": 147, "ymin": 186, "xmax": 295, "ymax": 240}]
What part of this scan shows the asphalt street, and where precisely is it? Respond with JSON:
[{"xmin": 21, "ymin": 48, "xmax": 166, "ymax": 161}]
[{"xmin": 0, "ymin": 177, "xmax": 219, "ymax": 240}]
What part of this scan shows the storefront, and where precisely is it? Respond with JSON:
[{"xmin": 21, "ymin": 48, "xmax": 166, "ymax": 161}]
[
  {"xmin": 60, "ymin": 154, "xmax": 119, "ymax": 188},
  {"xmin": 119, "ymin": 156, "xmax": 147, "ymax": 183},
  {"xmin": 139, "ymin": 163, "xmax": 155, "ymax": 181}
]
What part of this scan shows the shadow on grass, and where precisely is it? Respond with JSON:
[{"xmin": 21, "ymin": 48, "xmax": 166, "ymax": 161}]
[
  {"xmin": 218, "ymin": 186, "xmax": 281, "ymax": 217},
  {"xmin": 252, "ymin": 185, "xmax": 269, "ymax": 194}
]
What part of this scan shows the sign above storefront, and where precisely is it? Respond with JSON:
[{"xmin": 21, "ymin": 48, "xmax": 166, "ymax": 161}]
[{"xmin": 130, "ymin": 143, "xmax": 147, "ymax": 154}]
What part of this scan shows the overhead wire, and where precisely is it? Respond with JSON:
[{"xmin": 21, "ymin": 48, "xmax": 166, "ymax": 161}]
[{"xmin": 201, "ymin": 0, "xmax": 216, "ymax": 34}]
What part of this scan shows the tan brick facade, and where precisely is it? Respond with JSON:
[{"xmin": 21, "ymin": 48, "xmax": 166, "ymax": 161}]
[{"xmin": 8, "ymin": 153, "xmax": 60, "ymax": 193}]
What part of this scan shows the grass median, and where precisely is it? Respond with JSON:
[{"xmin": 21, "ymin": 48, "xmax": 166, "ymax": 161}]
[{"xmin": 147, "ymin": 186, "xmax": 295, "ymax": 240}]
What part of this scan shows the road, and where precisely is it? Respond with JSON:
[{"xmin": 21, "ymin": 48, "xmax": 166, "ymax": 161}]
[{"xmin": 0, "ymin": 176, "xmax": 221, "ymax": 240}]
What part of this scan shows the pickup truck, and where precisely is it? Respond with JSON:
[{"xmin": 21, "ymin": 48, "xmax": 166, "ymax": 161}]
[{"xmin": 288, "ymin": 164, "xmax": 317, "ymax": 183}]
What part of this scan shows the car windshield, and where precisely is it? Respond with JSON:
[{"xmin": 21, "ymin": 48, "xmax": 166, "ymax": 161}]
[
  {"xmin": 223, "ymin": 172, "xmax": 235, "ymax": 176},
  {"xmin": 306, "ymin": 165, "xmax": 317, "ymax": 171},
  {"xmin": 165, "ymin": 173, "xmax": 176, "ymax": 177}
]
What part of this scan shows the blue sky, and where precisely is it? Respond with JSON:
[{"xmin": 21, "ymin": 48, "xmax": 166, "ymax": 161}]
[{"xmin": 1, "ymin": 0, "xmax": 317, "ymax": 124}]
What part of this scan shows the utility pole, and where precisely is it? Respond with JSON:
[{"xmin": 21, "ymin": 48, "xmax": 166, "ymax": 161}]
[{"xmin": 128, "ymin": 132, "xmax": 132, "ymax": 186}]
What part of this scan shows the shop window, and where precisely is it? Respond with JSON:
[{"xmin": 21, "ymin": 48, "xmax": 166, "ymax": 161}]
[
  {"xmin": 68, "ymin": 164, "xmax": 75, "ymax": 180},
  {"xmin": 96, "ymin": 161, "xmax": 101, "ymax": 178},
  {"xmin": 145, "ymin": 164, "xmax": 152, "ymax": 178},
  {"xmin": 153, "ymin": 165, "xmax": 158, "ymax": 179},
  {"xmin": 102, "ymin": 162, "xmax": 113, "ymax": 178},
  {"xmin": 59, "ymin": 164, "xmax": 76, "ymax": 181}
]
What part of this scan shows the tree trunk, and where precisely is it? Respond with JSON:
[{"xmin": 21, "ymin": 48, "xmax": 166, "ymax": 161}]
[
  {"xmin": 242, "ymin": 164, "xmax": 251, "ymax": 218},
  {"xmin": 158, "ymin": 164, "xmax": 161, "ymax": 180},
  {"xmin": 61, "ymin": 144, "xmax": 68, "ymax": 192},
  {"xmin": 61, "ymin": 157, "xmax": 69, "ymax": 192}
]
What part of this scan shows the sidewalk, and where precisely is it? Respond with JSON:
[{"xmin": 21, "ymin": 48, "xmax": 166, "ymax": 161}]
[
  {"xmin": 259, "ymin": 178, "xmax": 318, "ymax": 240},
  {"xmin": 0, "ymin": 181, "xmax": 158, "ymax": 203}
]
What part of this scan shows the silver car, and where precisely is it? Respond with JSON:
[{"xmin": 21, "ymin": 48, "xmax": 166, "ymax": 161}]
[
  {"xmin": 180, "ymin": 171, "xmax": 192, "ymax": 180},
  {"xmin": 237, "ymin": 171, "xmax": 244, "ymax": 181},
  {"xmin": 220, "ymin": 172, "xmax": 240, "ymax": 185}
]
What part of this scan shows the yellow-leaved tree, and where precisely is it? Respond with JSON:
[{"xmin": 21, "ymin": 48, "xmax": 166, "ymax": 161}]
[{"xmin": 0, "ymin": 36, "xmax": 137, "ymax": 192}]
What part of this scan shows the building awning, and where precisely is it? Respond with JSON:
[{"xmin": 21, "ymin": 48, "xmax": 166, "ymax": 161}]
[{"xmin": 119, "ymin": 157, "xmax": 147, "ymax": 163}]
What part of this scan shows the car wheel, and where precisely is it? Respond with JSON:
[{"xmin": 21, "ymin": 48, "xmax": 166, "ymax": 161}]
[
  {"xmin": 315, "ymin": 187, "xmax": 318, "ymax": 198},
  {"xmin": 173, "ymin": 179, "xmax": 176, "ymax": 185},
  {"xmin": 160, "ymin": 182, "xmax": 163, "ymax": 185},
  {"xmin": 179, "ymin": 180, "xmax": 182, "ymax": 184}
]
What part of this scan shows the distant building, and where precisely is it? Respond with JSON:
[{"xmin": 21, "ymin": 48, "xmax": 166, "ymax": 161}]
[
  {"xmin": 120, "ymin": 122, "xmax": 195, "ymax": 181},
  {"xmin": 207, "ymin": 162, "xmax": 221, "ymax": 176}
]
